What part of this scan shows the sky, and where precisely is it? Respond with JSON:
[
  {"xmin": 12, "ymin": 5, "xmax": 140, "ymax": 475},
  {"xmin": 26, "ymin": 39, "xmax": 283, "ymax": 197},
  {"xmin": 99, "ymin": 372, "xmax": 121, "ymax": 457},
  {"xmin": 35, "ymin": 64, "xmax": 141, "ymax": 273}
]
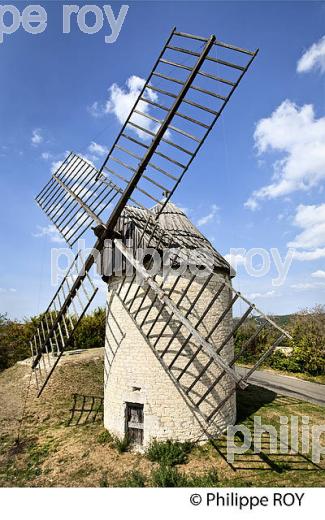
[{"xmin": 0, "ymin": 0, "xmax": 325, "ymax": 320}]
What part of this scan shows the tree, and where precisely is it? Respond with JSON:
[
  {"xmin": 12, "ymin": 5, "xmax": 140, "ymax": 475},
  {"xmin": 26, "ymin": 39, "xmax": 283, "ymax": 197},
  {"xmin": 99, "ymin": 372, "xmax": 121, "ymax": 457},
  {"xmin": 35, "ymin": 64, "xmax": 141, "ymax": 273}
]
[
  {"xmin": 0, "ymin": 313, "xmax": 35, "ymax": 370},
  {"xmin": 73, "ymin": 307, "xmax": 106, "ymax": 350},
  {"xmin": 288, "ymin": 304, "xmax": 325, "ymax": 375}
]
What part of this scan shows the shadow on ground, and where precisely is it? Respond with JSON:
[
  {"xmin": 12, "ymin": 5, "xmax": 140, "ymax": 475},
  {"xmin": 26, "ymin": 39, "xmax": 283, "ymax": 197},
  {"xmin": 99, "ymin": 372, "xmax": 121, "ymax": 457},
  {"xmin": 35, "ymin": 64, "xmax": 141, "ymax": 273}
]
[
  {"xmin": 67, "ymin": 393, "xmax": 104, "ymax": 426},
  {"xmin": 211, "ymin": 384, "xmax": 323, "ymax": 474}
]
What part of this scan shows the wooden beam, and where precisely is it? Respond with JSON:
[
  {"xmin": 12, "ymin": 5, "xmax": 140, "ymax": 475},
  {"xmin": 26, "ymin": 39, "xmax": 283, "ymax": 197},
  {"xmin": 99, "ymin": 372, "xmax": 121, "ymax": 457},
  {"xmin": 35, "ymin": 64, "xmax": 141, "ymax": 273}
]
[{"xmin": 53, "ymin": 174, "xmax": 103, "ymax": 227}]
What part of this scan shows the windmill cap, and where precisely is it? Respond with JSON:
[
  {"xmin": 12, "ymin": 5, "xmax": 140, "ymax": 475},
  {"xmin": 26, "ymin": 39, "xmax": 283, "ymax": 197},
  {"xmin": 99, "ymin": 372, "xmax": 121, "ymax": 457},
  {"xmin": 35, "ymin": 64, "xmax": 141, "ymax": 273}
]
[{"xmin": 115, "ymin": 202, "xmax": 232, "ymax": 274}]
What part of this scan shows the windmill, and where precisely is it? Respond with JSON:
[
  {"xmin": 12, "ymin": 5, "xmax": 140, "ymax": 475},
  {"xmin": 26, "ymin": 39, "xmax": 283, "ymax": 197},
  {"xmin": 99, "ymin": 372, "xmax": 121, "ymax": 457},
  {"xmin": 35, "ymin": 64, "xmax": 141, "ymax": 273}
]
[{"xmin": 30, "ymin": 28, "xmax": 291, "ymax": 447}]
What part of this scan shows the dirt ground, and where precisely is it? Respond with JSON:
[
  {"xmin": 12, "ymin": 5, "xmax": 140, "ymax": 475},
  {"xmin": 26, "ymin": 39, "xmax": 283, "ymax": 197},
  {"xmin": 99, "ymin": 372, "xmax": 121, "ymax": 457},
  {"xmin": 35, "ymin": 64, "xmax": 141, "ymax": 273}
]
[{"xmin": 0, "ymin": 348, "xmax": 324, "ymax": 487}]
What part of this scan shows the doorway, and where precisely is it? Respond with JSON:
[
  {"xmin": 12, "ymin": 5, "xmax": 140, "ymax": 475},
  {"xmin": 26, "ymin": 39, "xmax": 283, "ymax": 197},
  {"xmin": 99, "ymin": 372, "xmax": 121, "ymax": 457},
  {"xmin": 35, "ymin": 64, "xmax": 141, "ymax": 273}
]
[{"xmin": 125, "ymin": 402, "xmax": 144, "ymax": 445}]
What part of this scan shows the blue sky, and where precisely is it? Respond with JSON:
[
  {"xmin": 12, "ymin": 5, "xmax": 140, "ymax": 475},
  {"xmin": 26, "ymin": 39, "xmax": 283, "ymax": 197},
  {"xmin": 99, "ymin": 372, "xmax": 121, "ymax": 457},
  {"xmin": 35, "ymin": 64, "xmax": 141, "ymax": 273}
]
[{"xmin": 1, "ymin": 0, "xmax": 325, "ymax": 320}]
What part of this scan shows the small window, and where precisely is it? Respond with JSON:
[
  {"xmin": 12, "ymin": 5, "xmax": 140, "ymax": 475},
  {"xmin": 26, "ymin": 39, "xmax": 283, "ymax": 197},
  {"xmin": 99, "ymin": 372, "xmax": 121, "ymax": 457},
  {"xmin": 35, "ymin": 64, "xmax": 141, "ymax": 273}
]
[{"xmin": 125, "ymin": 402, "xmax": 144, "ymax": 445}]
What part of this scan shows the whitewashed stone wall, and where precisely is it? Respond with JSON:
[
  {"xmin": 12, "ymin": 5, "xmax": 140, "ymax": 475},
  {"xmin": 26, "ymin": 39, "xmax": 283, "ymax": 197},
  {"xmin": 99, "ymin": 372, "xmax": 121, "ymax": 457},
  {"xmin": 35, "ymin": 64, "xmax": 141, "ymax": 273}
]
[{"xmin": 104, "ymin": 269, "xmax": 236, "ymax": 447}]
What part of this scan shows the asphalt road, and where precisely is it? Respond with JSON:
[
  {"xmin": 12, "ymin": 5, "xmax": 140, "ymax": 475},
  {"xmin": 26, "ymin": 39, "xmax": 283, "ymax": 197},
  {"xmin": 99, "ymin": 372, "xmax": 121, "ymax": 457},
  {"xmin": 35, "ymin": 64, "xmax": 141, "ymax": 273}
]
[{"xmin": 236, "ymin": 366, "xmax": 325, "ymax": 407}]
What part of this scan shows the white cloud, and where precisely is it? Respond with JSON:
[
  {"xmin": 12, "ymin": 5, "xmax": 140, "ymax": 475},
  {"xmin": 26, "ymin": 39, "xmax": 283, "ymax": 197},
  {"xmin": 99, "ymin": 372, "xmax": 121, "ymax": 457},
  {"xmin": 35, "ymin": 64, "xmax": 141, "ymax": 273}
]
[
  {"xmin": 245, "ymin": 100, "xmax": 325, "ymax": 209},
  {"xmin": 31, "ymin": 128, "xmax": 43, "ymax": 146},
  {"xmin": 293, "ymin": 248, "xmax": 325, "ymax": 261},
  {"xmin": 48, "ymin": 201, "xmax": 64, "ymax": 219},
  {"xmin": 244, "ymin": 198, "xmax": 259, "ymax": 211},
  {"xmin": 175, "ymin": 203, "xmax": 191, "ymax": 216},
  {"xmin": 312, "ymin": 269, "xmax": 325, "ymax": 279},
  {"xmin": 290, "ymin": 282, "xmax": 325, "ymax": 291},
  {"xmin": 224, "ymin": 252, "xmax": 246, "ymax": 269},
  {"xmin": 50, "ymin": 151, "xmax": 73, "ymax": 176},
  {"xmin": 51, "ymin": 160, "xmax": 64, "ymax": 175},
  {"xmin": 0, "ymin": 287, "xmax": 17, "ymax": 293},
  {"xmin": 288, "ymin": 203, "xmax": 325, "ymax": 262},
  {"xmin": 248, "ymin": 290, "xmax": 275, "ymax": 299},
  {"xmin": 288, "ymin": 203, "xmax": 325, "ymax": 249},
  {"xmin": 33, "ymin": 224, "xmax": 64, "ymax": 243},
  {"xmin": 96, "ymin": 278, "xmax": 108, "ymax": 294},
  {"xmin": 79, "ymin": 154, "xmax": 96, "ymax": 168},
  {"xmin": 89, "ymin": 75, "xmax": 159, "ymax": 140},
  {"xmin": 76, "ymin": 186, "xmax": 93, "ymax": 200},
  {"xmin": 87, "ymin": 101, "xmax": 103, "ymax": 118},
  {"xmin": 197, "ymin": 204, "xmax": 219, "ymax": 226},
  {"xmin": 41, "ymin": 152, "xmax": 52, "ymax": 160},
  {"xmin": 297, "ymin": 35, "xmax": 325, "ymax": 74},
  {"xmin": 49, "ymin": 153, "xmax": 96, "ymax": 185},
  {"xmin": 88, "ymin": 141, "xmax": 108, "ymax": 157}
]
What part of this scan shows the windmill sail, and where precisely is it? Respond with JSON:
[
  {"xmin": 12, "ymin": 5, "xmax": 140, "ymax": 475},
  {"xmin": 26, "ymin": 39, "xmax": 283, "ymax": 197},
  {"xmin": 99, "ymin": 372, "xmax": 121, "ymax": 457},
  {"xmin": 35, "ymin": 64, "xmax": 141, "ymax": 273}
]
[
  {"xmin": 30, "ymin": 251, "xmax": 98, "ymax": 396},
  {"xmin": 36, "ymin": 28, "xmax": 258, "ymax": 248},
  {"xmin": 105, "ymin": 210, "xmax": 291, "ymax": 424},
  {"xmin": 36, "ymin": 153, "xmax": 122, "ymax": 247}
]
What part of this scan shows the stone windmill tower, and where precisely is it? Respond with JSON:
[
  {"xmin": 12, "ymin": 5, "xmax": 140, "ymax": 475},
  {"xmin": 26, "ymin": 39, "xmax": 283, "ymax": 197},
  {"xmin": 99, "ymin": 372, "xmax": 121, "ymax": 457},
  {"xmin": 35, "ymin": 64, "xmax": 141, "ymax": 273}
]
[
  {"xmin": 104, "ymin": 202, "xmax": 236, "ymax": 445},
  {"xmin": 30, "ymin": 28, "xmax": 290, "ymax": 447}
]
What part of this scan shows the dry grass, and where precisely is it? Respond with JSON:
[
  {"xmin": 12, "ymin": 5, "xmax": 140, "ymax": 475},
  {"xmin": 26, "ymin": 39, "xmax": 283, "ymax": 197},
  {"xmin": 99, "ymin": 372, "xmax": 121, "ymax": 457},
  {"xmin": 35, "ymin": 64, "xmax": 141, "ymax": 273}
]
[{"xmin": 0, "ymin": 348, "xmax": 324, "ymax": 487}]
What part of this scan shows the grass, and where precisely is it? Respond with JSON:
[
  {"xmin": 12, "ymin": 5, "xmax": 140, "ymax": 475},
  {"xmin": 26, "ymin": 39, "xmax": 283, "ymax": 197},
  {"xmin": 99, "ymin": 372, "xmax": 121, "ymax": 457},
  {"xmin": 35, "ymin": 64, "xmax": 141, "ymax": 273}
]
[
  {"xmin": 151, "ymin": 465, "xmax": 185, "ymax": 487},
  {"xmin": 112, "ymin": 434, "xmax": 130, "ymax": 453},
  {"xmin": 70, "ymin": 465, "xmax": 95, "ymax": 480},
  {"xmin": 1, "ymin": 350, "xmax": 324, "ymax": 487},
  {"xmin": 97, "ymin": 429, "xmax": 130, "ymax": 454},
  {"xmin": 118, "ymin": 470, "xmax": 146, "ymax": 487},
  {"xmin": 0, "ymin": 437, "xmax": 58, "ymax": 486},
  {"xmin": 150, "ymin": 465, "xmax": 220, "ymax": 487},
  {"xmin": 185, "ymin": 470, "xmax": 220, "ymax": 487},
  {"xmin": 225, "ymin": 384, "xmax": 325, "ymax": 485},
  {"xmin": 99, "ymin": 473, "xmax": 109, "ymax": 487},
  {"xmin": 97, "ymin": 430, "xmax": 113, "ymax": 445},
  {"xmin": 146, "ymin": 439, "xmax": 193, "ymax": 466}
]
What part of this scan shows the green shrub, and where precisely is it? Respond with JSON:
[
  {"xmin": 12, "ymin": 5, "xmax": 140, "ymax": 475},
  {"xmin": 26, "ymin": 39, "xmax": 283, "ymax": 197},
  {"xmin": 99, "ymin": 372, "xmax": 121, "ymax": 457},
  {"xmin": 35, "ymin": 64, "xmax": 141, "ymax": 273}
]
[
  {"xmin": 147, "ymin": 439, "xmax": 193, "ymax": 466},
  {"xmin": 0, "ymin": 313, "xmax": 34, "ymax": 370},
  {"xmin": 99, "ymin": 473, "xmax": 109, "ymax": 487},
  {"xmin": 112, "ymin": 434, "xmax": 130, "ymax": 453},
  {"xmin": 287, "ymin": 305, "xmax": 325, "ymax": 375},
  {"xmin": 151, "ymin": 465, "xmax": 187, "ymax": 487},
  {"xmin": 73, "ymin": 307, "xmax": 105, "ymax": 350},
  {"xmin": 266, "ymin": 350, "xmax": 300, "ymax": 372},
  {"xmin": 184, "ymin": 469, "xmax": 219, "ymax": 487},
  {"xmin": 151, "ymin": 466, "xmax": 219, "ymax": 487},
  {"xmin": 234, "ymin": 319, "xmax": 270, "ymax": 362},
  {"xmin": 0, "ymin": 307, "xmax": 106, "ymax": 372},
  {"xmin": 234, "ymin": 305, "xmax": 325, "ymax": 377},
  {"xmin": 97, "ymin": 430, "xmax": 113, "ymax": 445},
  {"xmin": 118, "ymin": 470, "xmax": 146, "ymax": 487}
]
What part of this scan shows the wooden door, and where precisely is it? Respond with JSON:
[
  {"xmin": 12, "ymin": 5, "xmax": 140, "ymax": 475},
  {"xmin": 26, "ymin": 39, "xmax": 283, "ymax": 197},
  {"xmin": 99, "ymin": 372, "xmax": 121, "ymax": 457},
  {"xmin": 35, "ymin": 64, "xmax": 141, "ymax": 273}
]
[{"xmin": 125, "ymin": 403, "xmax": 144, "ymax": 445}]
